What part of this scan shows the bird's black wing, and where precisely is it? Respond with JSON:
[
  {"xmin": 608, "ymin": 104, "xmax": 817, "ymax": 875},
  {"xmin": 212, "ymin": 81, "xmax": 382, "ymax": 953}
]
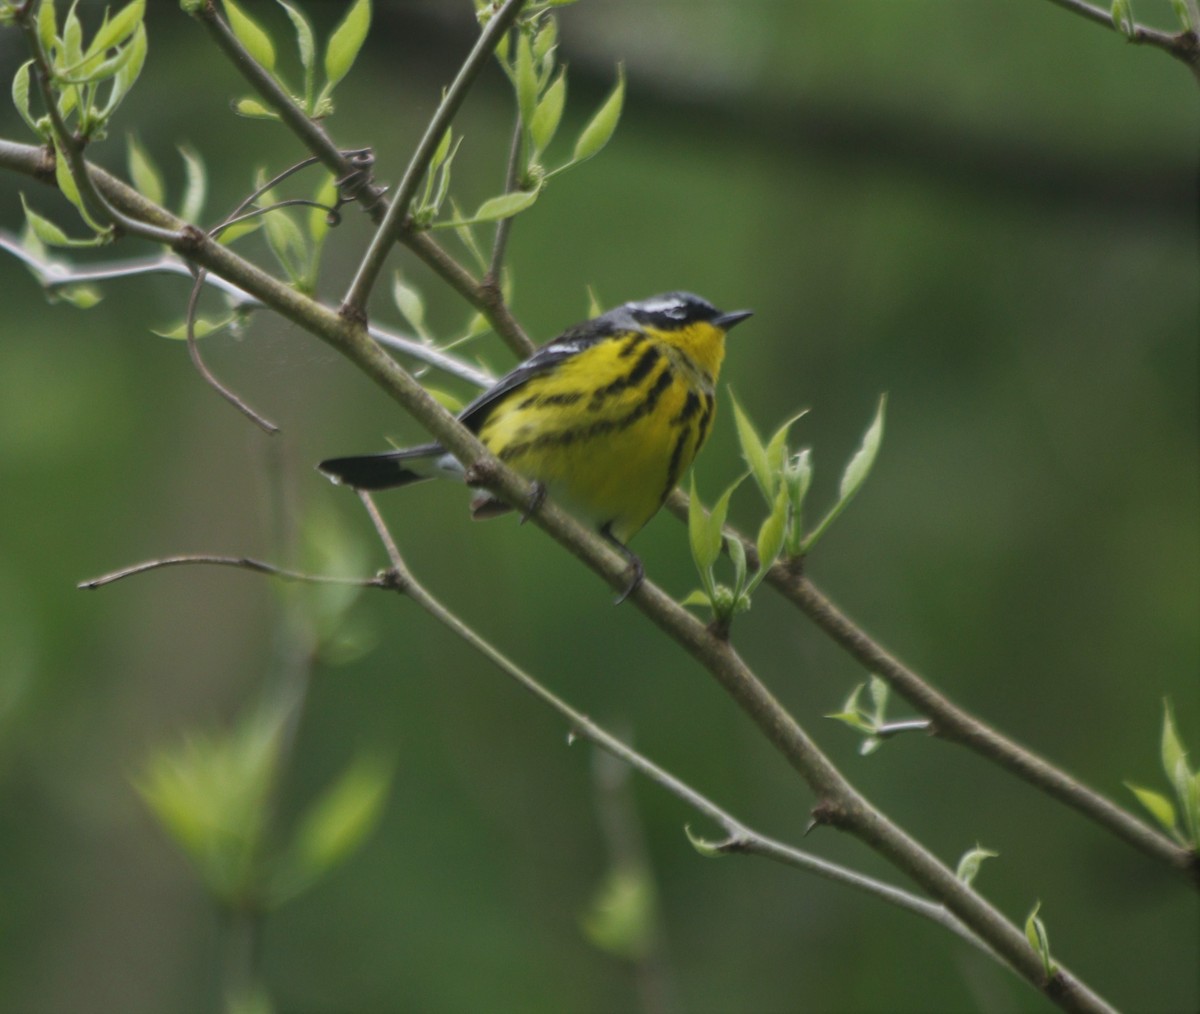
[{"xmin": 457, "ymin": 317, "xmax": 626, "ymax": 432}]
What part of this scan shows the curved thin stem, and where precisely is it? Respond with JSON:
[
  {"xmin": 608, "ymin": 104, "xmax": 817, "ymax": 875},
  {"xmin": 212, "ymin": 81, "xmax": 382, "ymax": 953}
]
[{"xmin": 342, "ymin": 0, "xmax": 528, "ymax": 318}]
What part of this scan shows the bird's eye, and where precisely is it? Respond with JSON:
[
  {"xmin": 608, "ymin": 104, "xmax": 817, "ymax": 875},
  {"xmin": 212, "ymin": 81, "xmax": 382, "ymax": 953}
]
[{"xmin": 663, "ymin": 303, "xmax": 688, "ymax": 320}]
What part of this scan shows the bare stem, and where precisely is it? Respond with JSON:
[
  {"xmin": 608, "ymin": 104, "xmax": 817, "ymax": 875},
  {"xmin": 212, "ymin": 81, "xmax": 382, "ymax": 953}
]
[{"xmin": 78, "ymin": 554, "xmax": 384, "ymax": 590}]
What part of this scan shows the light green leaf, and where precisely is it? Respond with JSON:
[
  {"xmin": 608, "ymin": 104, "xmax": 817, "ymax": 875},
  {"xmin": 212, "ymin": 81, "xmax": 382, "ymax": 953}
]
[
  {"xmin": 308, "ymin": 171, "xmax": 338, "ymax": 248},
  {"xmin": 955, "ymin": 844, "xmax": 999, "ymax": 886},
  {"xmin": 12, "ymin": 61, "xmax": 40, "ymax": 136},
  {"xmin": 839, "ymin": 393, "xmax": 886, "ymax": 502},
  {"xmin": 684, "ymin": 824, "xmax": 726, "ymax": 858},
  {"xmin": 765, "ymin": 410, "xmax": 808, "ymax": 480},
  {"xmin": 1124, "ymin": 781, "xmax": 1178, "ymax": 835},
  {"xmin": 97, "ymin": 22, "xmax": 147, "ymax": 119},
  {"xmin": 1171, "ymin": 0, "xmax": 1194, "ymax": 31},
  {"xmin": 728, "ymin": 533, "xmax": 747, "ymax": 596},
  {"xmin": 263, "ymin": 206, "xmax": 308, "ymax": 282},
  {"xmin": 529, "ymin": 70, "xmax": 565, "ymax": 158},
  {"xmin": 151, "ymin": 315, "xmax": 235, "ymax": 341},
  {"xmin": 55, "ymin": 284, "xmax": 103, "ymax": 309},
  {"xmin": 85, "ymin": 0, "xmax": 144, "ymax": 60},
  {"xmin": 38, "ymin": 0, "xmax": 57, "ymax": 57},
  {"xmin": 217, "ymin": 216, "xmax": 263, "ymax": 245},
  {"xmin": 324, "ymin": 0, "xmax": 370, "ymax": 89},
  {"xmin": 533, "ymin": 15, "xmax": 557, "ymax": 65},
  {"xmin": 572, "ymin": 64, "xmax": 624, "ymax": 164},
  {"xmin": 581, "ymin": 868, "xmax": 655, "ymax": 960},
  {"xmin": 276, "ymin": 0, "xmax": 315, "ymax": 106},
  {"xmin": 224, "ymin": 0, "xmax": 276, "ymax": 71},
  {"xmin": 731, "ymin": 391, "xmax": 772, "ymax": 502},
  {"xmin": 514, "ymin": 31, "xmax": 537, "ymax": 134},
  {"xmin": 751, "ymin": 484, "xmax": 788, "ymax": 591},
  {"xmin": 285, "ymin": 753, "xmax": 391, "ymax": 886},
  {"xmin": 868, "ymin": 674, "xmax": 889, "ymax": 723},
  {"xmin": 178, "ymin": 145, "xmax": 207, "ymax": 223},
  {"xmin": 1024, "ymin": 902, "xmax": 1056, "ymax": 977},
  {"xmin": 63, "ymin": 3, "xmax": 84, "ymax": 64},
  {"xmin": 688, "ymin": 474, "xmax": 721, "ymax": 576},
  {"xmin": 126, "ymin": 134, "xmax": 164, "ymax": 207},
  {"xmin": 1160, "ymin": 699, "xmax": 1189, "ymax": 786},
  {"xmin": 679, "ymin": 589, "xmax": 713, "ymax": 609},
  {"xmin": 392, "ymin": 272, "xmax": 430, "ymax": 341},
  {"xmin": 20, "ymin": 195, "xmax": 71, "ymax": 247},
  {"xmin": 435, "ymin": 187, "xmax": 540, "ymax": 228},
  {"xmin": 1110, "ymin": 0, "xmax": 1136, "ymax": 36},
  {"xmin": 52, "ymin": 142, "xmax": 104, "ymax": 232},
  {"xmin": 233, "ymin": 97, "xmax": 280, "ymax": 120},
  {"xmin": 825, "ymin": 710, "xmax": 876, "ymax": 735}
]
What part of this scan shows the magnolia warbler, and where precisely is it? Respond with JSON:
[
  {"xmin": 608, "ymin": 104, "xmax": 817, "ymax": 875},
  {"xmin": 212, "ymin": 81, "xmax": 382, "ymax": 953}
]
[{"xmin": 319, "ymin": 292, "xmax": 752, "ymax": 598}]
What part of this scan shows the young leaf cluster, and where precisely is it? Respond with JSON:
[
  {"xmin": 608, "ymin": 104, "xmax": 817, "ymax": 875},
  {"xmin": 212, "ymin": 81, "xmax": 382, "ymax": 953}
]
[
  {"xmin": 223, "ymin": 0, "xmax": 370, "ymax": 121},
  {"xmin": 685, "ymin": 394, "xmax": 886, "ymax": 634},
  {"xmin": 416, "ymin": 5, "xmax": 624, "ymax": 242},
  {"xmin": 1125, "ymin": 700, "xmax": 1200, "ymax": 850},
  {"xmin": 12, "ymin": 0, "xmax": 146, "ymax": 144},
  {"xmin": 137, "ymin": 705, "xmax": 392, "ymax": 910}
]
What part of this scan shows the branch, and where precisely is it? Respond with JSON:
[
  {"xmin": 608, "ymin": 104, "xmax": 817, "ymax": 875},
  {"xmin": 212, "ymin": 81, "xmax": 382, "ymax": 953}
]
[
  {"xmin": 1043, "ymin": 0, "xmax": 1200, "ymax": 76},
  {"xmin": 352, "ymin": 493, "xmax": 1009, "ymax": 968},
  {"xmin": 774, "ymin": 564, "xmax": 1200, "ymax": 886},
  {"xmin": 341, "ymin": 0, "xmax": 528, "ymax": 318}
]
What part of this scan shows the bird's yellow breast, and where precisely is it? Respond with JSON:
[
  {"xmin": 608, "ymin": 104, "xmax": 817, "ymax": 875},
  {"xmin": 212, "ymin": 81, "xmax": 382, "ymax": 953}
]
[{"xmin": 476, "ymin": 325, "xmax": 723, "ymax": 543}]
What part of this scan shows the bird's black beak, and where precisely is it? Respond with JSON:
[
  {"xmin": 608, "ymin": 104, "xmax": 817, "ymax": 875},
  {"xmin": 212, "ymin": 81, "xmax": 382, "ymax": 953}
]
[{"xmin": 715, "ymin": 309, "xmax": 753, "ymax": 331}]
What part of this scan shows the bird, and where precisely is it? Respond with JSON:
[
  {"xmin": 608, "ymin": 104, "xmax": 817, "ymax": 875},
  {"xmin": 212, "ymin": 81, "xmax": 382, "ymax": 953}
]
[{"xmin": 319, "ymin": 291, "xmax": 752, "ymax": 599}]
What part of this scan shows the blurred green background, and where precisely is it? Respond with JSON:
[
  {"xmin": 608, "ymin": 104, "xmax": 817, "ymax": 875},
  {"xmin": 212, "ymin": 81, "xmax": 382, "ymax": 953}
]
[{"xmin": 1, "ymin": 1, "xmax": 1197, "ymax": 1011}]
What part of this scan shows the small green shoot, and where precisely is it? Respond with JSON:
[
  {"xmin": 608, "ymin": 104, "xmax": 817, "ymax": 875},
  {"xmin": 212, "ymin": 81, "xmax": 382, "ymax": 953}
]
[{"xmin": 1125, "ymin": 699, "xmax": 1199, "ymax": 849}]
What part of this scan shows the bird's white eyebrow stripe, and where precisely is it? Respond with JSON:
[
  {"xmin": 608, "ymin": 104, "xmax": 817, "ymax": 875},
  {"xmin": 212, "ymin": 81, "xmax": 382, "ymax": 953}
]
[{"xmin": 632, "ymin": 297, "xmax": 687, "ymax": 314}]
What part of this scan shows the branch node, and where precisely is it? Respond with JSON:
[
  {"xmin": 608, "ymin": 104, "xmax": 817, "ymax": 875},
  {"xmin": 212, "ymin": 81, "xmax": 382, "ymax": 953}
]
[
  {"xmin": 809, "ymin": 799, "xmax": 850, "ymax": 831},
  {"xmin": 376, "ymin": 567, "xmax": 408, "ymax": 593}
]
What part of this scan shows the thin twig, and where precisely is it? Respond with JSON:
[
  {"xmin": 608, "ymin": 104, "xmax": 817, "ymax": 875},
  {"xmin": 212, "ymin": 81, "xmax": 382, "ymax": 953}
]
[
  {"xmin": 1043, "ymin": 0, "xmax": 1200, "ymax": 74},
  {"xmin": 485, "ymin": 114, "xmax": 525, "ymax": 287},
  {"xmin": 185, "ymin": 267, "xmax": 279, "ymax": 434},
  {"xmin": 342, "ymin": 0, "xmax": 528, "ymax": 318},
  {"xmin": 352, "ymin": 493, "xmax": 1007, "ymax": 969},
  {"xmin": 78, "ymin": 554, "xmax": 384, "ymax": 590}
]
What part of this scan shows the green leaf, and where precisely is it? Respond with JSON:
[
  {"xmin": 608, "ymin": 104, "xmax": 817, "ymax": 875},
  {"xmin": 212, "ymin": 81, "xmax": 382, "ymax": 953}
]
[
  {"xmin": 276, "ymin": 0, "xmax": 315, "ymax": 108},
  {"xmin": 308, "ymin": 171, "xmax": 339, "ymax": 247},
  {"xmin": 825, "ymin": 710, "xmax": 876, "ymax": 736},
  {"xmin": 55, "ymin": 284, "xmax": 102, "ymax": 309},
  {"xmin": 731, "ymin": 391, "xmax": 773, "ymax": 502},
  {"xmin": 20, "ymin": 195, "xmax": 70, "ymax": 246},
  {"xmin": 867, "ymin": 674, "xmax": 889, "ymax": 724},
  {"xmin": 51, "ymin": 143, "xmax": 105, "ymax": 232},
  {"xmin": 955, "ymin": 844, "xmax": 999, "ymax": 886},
  {"xmin": 1124, "ymin": 781, "xmax": 1178, "ymax": 835},
  {"xmin": 839, "ymin": 393, "xmax": 886, "ymax": 503},
  {"xmin": 1160, "ymin": 698, "xmax": 1189, "ymax": 786},
  {"xmin": 97, "ymin": 22, "xmax": 147, "ymax": 120},
  {"xmin": 178, "ymin": 145, "xmax": 207, "ymax": 223},
  {"xmin": 151, "ymin": 314, "xmax": 235, "ymax": 341},
  {"xmin": 392, "ymin": 272, "xmax": 430, "ymax": 341},
  {"xmin": 126, "ymin": 134, "xmax": 164, "ymax": 207},
  {"xmin": 263, "ymin": 206, "xmax": 308, "ymax": 283},
  {"xmin": 679, "ymin": 589, "xmax": 713, "ymax": 609},
  {"xmin": 571, "ymin": 64, "xmax": 624, "ymax": 164},
  {"xmin": 134, "ymin": 706, "xmax": 285, "ymax": 904},
  {"xmin": 324, "ymin": 0, "xmax": 370, "ymax": 90},
  {"xmin": 233, "ymin": 97, "xmax": 280, "ymax": 120},
  {"xmin": 283, "ymin": 753, "xmax": 391, "ymax": 890},
  {"xmin": 434, "ymin": 187, "xmax": 540, "ymax": 228},
  {"xmin": 749, "ymin": 484, "xmax": 788, "ymax": 594},
  {"xmin": 12, "ymin": 61, "xmax": 37, "ymax": 134},
  {"xmin": 765, "ymin": 410, "xmax": 808, "ymax": 476},
  {"xmin": 223, "ymin": 0, "xmax": 276, "ymax": 71},
  {"xmin": 1110, "ymin": 0, "xmax": 1136, "ymax": 37},
  {"xmin": 529, "ymin": 70, "xmax": 565, "ymax": 159},
  {"xmin": 581, "ymin": 868, "xmax": 655, "ymax": 960},
  {"xmin": 684, "ymin": 824, "xmax": 726, "ymax": 858},
  {"xmin": 85, "ymin": 0, "xmax": 144, "ymax": 60},
  {"xmin": 1024, "ymin": 902, "xmax": 1056, "ymax": 978},
  {"xmin": 1170, "ymin": 0, "xmax": 1194, "ymax": 31},
  {"xmin": 728, "ymin": 533, "xmax": 747, "ymax": 597},
  {"xmin": 688, "ymin": 474, "xmax": 721, "ymax": 577},
  {"xmin": 38, "ymin": 0, "xmax": 57, "ymax": 58},
  {"xmin": 514, "ymin": 31, "xmax": 537, "ymax": 135}
]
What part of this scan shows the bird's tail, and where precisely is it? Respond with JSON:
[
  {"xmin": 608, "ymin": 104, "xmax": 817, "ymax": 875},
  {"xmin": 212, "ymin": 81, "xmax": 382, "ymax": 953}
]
[{"xmin": 318, "ymin": 442, "xmax": 447, "ymax": 490}]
